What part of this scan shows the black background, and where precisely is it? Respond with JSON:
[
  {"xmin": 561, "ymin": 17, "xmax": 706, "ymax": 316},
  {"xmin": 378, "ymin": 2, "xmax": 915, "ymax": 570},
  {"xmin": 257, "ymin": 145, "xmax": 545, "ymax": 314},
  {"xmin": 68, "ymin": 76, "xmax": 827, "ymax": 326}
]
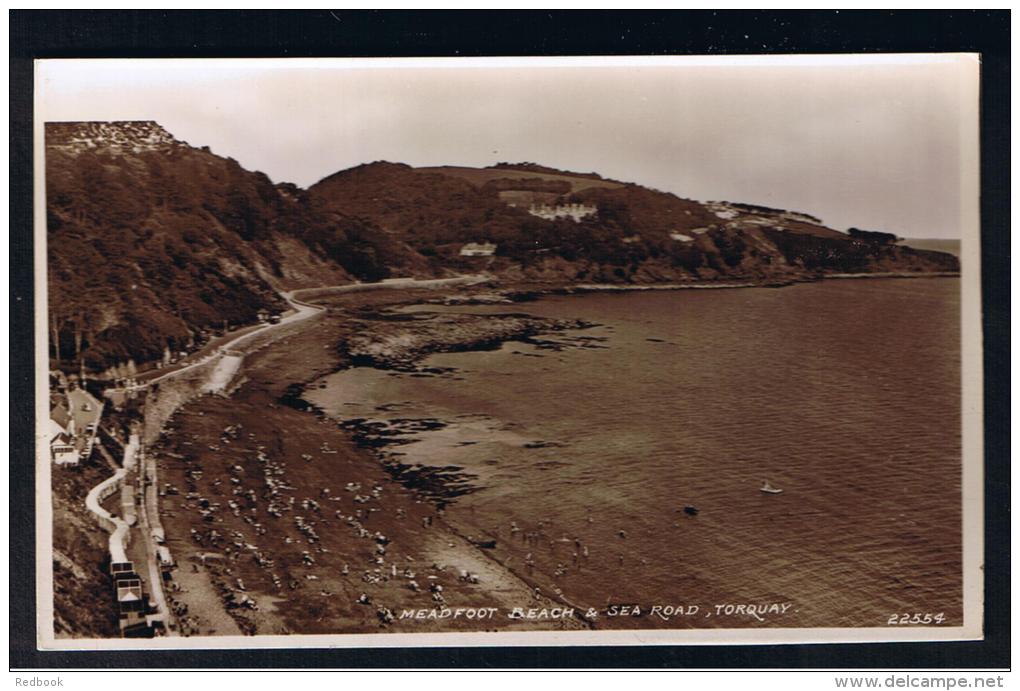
[{"xmin": 9, "ymin": 9, "xmax": 1010, "ymax": 670}]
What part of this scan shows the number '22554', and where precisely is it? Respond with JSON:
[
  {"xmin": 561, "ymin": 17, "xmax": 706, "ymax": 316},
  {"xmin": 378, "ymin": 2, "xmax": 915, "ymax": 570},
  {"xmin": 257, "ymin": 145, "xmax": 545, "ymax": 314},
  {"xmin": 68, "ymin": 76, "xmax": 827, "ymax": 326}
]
[{"xmin": 887, "ymin": 612, "xmax": 945, "ymax": 625}]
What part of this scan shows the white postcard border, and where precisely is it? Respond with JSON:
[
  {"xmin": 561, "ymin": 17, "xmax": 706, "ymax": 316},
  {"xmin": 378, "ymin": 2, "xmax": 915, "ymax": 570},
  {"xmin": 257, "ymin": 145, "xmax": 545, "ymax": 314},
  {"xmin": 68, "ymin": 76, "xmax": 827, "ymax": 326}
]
[{"xmin": 32, "ymin": 54, "xmax": 985, "ymax": 651}]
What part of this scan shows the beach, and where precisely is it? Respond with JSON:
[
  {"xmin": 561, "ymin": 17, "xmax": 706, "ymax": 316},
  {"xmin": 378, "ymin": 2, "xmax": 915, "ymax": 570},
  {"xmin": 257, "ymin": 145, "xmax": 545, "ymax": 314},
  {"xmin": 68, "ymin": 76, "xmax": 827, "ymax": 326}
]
[
  {"xmin": 152, "ymin": 276, "xmax": 963, "ymax": 634},
  {"xmin": 153, "ymin": 289, "xmax": 593, "ymax": 635}
]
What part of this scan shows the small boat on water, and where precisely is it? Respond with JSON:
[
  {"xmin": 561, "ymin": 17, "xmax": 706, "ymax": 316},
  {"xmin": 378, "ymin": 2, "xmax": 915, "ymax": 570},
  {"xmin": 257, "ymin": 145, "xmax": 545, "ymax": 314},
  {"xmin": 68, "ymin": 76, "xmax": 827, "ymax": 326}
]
[{"xmin": 760, "ymin": 480, "xmax": 784, "ymax": 495}]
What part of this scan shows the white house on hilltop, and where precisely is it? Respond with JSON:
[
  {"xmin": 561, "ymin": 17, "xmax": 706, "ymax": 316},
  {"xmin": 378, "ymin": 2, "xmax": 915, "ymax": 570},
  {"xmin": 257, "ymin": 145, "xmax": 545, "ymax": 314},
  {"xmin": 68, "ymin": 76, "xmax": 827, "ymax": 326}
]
[{"xmin": 528, "ymin": 203, "xmax": 597, "ymax": 222}]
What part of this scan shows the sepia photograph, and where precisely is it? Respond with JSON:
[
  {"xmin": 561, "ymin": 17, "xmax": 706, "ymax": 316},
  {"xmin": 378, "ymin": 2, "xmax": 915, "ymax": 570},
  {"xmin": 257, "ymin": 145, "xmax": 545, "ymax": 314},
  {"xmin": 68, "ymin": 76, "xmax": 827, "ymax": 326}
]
[{"xmin": 33, "ymin": 54, "xmax": 983, "ymax": 650}]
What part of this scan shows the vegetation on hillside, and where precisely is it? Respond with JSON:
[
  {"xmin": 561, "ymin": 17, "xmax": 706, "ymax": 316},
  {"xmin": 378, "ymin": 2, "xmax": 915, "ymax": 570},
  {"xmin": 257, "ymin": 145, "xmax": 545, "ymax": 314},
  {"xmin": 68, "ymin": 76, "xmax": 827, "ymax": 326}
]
[
  {"xmin": 47, "ymin": 139, "xmax": 405, "ymax": 369},
  {"xmin": 47, "ymin": 124, "xmax": 961, "ymax": 371},
  {"xmin": 848, "ymin": 227, "xmax": 900, "ymax": 244}
]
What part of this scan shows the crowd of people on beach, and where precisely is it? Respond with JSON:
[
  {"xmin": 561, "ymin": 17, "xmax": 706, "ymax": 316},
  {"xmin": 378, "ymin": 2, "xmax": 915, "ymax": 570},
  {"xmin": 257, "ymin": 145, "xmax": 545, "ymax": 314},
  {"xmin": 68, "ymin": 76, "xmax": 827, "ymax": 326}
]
[
  {"xmin": 507, "ymin": 518, "xmax": 598, "ymax": 581},
  {"xmin": 154, "ymin": 405, "xmax": 508, "ymax": 634},
  {"xmin": 153, "ymin": 377, "xmax": 660, "ymax": 638}
]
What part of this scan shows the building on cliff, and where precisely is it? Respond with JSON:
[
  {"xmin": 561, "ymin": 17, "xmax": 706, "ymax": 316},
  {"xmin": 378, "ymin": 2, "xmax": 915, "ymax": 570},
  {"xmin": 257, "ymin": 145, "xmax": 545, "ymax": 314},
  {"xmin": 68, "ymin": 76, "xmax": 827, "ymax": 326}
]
[
  {"xmin": 527, "ymin": 202, "xmax": 597, "ymax": 222},
  {"xmin": 45, "ymin": 121, "xmax": 182, "ymax": 157},
  {"xmin": 460, "ymin": 242, "xmax": 497, "ymax": 257}
]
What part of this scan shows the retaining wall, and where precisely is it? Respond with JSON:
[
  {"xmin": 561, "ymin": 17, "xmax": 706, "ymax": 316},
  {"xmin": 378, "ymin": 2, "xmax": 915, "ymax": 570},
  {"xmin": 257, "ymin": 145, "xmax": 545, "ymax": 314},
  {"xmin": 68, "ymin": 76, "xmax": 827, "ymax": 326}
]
[{"xmin": 141, "ymin": 355, "xmax": 226, "ymax": 445}]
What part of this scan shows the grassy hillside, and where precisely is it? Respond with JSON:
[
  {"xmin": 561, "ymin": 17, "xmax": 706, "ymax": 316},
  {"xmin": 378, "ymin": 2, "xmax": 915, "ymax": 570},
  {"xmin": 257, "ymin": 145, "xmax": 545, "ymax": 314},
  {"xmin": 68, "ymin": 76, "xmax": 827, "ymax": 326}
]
[{"xmin": 418, "ymin": 163, "xmax": 625, "ymax": 192}]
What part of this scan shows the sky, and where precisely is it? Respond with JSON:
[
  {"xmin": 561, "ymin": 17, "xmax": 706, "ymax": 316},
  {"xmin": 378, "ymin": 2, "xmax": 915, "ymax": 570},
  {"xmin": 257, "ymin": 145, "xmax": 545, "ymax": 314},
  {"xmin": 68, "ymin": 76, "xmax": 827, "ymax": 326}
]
[{"xmin": 37, "ymin": 56, "xmax": 979, "ymax": 239}]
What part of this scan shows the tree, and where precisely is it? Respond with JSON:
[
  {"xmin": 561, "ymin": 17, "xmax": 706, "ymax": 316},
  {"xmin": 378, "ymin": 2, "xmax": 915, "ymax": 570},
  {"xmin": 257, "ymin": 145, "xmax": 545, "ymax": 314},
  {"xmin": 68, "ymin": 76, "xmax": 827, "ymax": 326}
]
[
  {"xmin": 50, "ymin": 313, "xmax": 61, "ymax": 360},
  {"xmin": 847, "ymin": 227, "xmax": 899, "ymax": 244}
]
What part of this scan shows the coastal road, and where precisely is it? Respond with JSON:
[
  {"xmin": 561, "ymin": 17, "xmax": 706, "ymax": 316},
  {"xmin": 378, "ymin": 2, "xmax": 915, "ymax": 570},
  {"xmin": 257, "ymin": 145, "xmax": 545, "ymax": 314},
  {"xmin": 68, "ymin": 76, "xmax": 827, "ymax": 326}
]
[
  {"xmin": 110, "ymin": 275, "xmax": 488, "ymax": 394},
  {"xmin": 109, "ymin": 288, "xmax": 326, "ymax": 393},
  {"xmin": 149, "ymin": 289, "xmax": 323, "ymax": 384},
  {"xmin": 288, "ymin": 273, "xmax": 490, "ymax": 302},
  {"xmin": 114, "ymin": 274, "xmax": 486, "ymax": 634}
]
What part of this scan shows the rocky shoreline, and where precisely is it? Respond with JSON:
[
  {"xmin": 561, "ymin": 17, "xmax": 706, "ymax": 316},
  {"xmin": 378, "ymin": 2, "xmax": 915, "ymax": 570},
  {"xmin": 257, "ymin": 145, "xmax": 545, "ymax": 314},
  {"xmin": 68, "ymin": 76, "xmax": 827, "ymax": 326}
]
[
  {"xmin": 300, "ymin": 305, "xmax": 603, "ymax": 513},
  {"xmin": 151, "ymin": 301, "xmax": 592, "ymax": 636},
  {"xmin": 339, "ymin": 310, "xmax": 596, "ymax": 371}
]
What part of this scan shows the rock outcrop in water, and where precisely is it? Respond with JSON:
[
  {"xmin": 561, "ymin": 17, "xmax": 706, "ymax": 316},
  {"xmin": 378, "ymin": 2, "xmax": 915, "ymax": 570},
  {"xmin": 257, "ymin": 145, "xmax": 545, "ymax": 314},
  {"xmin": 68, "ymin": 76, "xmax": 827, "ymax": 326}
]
[{"xmin": 341, "ymin": 311, "xmax": 593, "ymax": 371}]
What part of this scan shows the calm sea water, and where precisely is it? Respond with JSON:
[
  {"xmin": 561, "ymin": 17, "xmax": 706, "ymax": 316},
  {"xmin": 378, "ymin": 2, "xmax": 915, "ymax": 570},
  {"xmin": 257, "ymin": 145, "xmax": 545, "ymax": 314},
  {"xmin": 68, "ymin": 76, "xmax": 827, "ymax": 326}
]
[{"xmin": 309, "ymin": 279, "xmax": 962, "ymax": 628}]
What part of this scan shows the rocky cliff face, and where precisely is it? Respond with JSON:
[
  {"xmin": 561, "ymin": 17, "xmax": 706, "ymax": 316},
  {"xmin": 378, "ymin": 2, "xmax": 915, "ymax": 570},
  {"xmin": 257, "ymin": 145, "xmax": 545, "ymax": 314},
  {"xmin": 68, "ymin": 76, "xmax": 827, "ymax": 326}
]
[{"xmin": 46, "ymin": 122, "xmax": 959, "ymax": 371}]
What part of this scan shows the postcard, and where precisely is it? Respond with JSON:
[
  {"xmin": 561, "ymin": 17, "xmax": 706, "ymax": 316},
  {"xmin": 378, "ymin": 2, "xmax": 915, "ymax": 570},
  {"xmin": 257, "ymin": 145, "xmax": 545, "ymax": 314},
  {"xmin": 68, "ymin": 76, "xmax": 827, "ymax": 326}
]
[{"xmin": 34, "ymin": 55, "xmax": 983, "ymax": 649}]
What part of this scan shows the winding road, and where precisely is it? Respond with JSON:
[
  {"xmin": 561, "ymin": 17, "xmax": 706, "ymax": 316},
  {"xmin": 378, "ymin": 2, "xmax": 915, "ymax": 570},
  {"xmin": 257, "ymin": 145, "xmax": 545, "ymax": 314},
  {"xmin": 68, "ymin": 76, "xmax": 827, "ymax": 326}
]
[{"xmin": 88, "ymin": 274, "xmax": 487, "ymax": 635}]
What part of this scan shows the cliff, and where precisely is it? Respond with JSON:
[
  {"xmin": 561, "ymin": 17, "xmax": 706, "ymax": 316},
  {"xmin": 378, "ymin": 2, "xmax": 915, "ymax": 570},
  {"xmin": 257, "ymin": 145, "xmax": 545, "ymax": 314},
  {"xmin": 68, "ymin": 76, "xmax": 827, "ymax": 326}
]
[{"xmin": 47, "ymin": 122, "xmax": 357, "ymax": 370}]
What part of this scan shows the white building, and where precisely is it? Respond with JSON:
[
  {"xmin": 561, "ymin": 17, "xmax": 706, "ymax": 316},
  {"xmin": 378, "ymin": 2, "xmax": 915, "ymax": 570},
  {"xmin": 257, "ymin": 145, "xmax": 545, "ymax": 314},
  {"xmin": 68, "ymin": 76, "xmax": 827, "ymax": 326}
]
[
  {"xmin": 528, "ymin": 202, "xmax": 597, "ymax": 222},
  {"xmin": 460, "ymin": 242, "xmax": 497, "ymax": 257},
  {"xmin": 49, "ymin": 418, "xmax": 80, "ymax": 466}
]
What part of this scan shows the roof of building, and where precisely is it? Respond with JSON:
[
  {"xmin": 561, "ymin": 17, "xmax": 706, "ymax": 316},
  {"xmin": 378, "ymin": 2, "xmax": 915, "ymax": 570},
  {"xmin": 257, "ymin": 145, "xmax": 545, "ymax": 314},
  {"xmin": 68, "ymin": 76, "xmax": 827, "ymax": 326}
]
[
  {"xmin": 48, "ymin": 418, "xmax": 70, "ymax": 442},
  {"xmin": 51, "ymin": 403, "xmax": 72, "ymax": 430}
]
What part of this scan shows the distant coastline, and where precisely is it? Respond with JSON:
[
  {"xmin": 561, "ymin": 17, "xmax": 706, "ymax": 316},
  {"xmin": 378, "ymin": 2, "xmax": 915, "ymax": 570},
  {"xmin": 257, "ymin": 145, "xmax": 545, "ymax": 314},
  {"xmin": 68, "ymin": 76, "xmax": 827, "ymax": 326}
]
[
  {"xmin": 899, "ymin": 238, "xmax": 962, "ymax": 257},
  {"xmin": 563, "ymin": 270, "xmax": 960, "ymax": 293},
  {"xmin": 412, "ymin": 270, "xmax": 963, "ymax": 308}
]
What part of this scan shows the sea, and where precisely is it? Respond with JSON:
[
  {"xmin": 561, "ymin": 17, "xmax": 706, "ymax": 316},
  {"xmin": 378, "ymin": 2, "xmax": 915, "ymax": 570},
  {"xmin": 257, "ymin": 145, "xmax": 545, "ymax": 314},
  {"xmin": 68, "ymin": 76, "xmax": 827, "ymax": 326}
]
[{"xmin": 306, "ymin": 278, "xmax": 962, "ymax": 628}]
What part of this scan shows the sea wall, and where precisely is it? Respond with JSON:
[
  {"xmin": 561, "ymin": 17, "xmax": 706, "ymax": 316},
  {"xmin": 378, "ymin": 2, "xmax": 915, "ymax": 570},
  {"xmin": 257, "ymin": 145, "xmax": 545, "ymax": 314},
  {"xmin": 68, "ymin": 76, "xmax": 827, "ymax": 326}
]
[{"xmin": 203, "ymin": 354, "xmax": 243, "ymax": 394}]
